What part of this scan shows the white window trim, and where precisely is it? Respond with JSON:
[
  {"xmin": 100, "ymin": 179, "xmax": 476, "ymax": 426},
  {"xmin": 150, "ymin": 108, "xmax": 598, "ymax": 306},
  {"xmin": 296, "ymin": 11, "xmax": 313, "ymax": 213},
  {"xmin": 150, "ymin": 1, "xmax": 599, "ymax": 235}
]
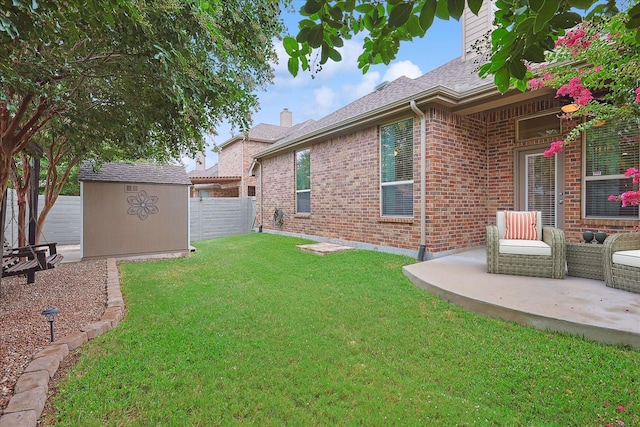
[
  {"xmin": 295, "ymin": 149, "xmax": 311, "ymax": 214},
  {"xmin": 379, "ymin": 118, "xmax": 414, "ymax": 218}
]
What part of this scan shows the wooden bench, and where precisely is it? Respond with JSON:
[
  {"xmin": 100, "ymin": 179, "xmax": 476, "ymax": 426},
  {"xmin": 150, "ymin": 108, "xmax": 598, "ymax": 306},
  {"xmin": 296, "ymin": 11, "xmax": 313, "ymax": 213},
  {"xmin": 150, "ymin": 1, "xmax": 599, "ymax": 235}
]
[{"xmin": 2, "ymin": 241, "xmax": 64, "ymax": 284}]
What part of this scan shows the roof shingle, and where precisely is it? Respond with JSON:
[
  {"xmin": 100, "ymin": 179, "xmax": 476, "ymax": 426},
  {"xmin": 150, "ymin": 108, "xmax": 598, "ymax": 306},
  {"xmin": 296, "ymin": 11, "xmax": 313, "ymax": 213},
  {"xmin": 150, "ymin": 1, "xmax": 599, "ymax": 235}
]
[{"xmin": 79, "ymin": 161, "xmax": 192, "ymax": 185}]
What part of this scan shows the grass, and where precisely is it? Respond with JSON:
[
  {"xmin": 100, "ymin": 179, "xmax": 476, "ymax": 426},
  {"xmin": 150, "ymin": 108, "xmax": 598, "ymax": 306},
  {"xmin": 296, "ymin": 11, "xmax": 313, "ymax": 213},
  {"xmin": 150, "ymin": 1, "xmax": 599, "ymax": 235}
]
[{"xmin": 46, "ymin": 234, "xmax": 638, "ymax": 426}]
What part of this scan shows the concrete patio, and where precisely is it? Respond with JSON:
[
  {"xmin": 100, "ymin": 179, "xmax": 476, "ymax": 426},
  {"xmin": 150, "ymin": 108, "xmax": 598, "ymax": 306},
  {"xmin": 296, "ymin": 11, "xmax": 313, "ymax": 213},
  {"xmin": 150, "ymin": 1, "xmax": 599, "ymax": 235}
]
[{"xmin": 403, "ymin": 247, "xmax": 640, "ymax": 349}]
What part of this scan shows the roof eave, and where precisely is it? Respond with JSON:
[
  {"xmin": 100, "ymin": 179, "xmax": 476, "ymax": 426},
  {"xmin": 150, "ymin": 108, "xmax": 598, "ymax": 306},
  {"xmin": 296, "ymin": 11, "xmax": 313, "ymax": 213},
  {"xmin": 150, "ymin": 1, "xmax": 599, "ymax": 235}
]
[
  {"xmin": 253, "ymin": 83, "xmax": 557, "ymax": 160},
  {"xmin": 253, "ymin": 85, "xmax": 476, "ymax": 159}
]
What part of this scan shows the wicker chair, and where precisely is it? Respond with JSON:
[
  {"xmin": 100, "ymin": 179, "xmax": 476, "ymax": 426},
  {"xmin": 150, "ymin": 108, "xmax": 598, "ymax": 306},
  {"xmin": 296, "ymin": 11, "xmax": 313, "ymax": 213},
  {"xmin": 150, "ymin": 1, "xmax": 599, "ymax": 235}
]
[
  {"xmin": 603, "ymin": 232, "xmax": 640, "ymax": 294},
  {"xmin": 486, "ymin": 211, "xmax": 566, "ymax": 279}
]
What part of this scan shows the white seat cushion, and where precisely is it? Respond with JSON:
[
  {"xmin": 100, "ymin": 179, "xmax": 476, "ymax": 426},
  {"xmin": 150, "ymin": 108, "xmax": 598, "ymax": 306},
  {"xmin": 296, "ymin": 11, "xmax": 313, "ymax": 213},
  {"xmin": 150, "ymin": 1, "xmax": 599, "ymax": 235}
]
[
  {"xmin": 612, "ymin": 250, "xmax": 640, "ymax": 268},
  {"xmin": 499, "ymin": 239, "xmax": 552, "ymax": 256}
]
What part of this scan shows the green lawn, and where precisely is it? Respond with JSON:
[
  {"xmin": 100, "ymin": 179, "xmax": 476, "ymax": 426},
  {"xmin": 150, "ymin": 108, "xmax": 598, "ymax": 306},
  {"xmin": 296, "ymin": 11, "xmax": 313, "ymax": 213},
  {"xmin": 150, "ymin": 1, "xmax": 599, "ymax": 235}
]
[{"xmin": 46, "ymin": 234, "xmax": 638, "ymax": 426}]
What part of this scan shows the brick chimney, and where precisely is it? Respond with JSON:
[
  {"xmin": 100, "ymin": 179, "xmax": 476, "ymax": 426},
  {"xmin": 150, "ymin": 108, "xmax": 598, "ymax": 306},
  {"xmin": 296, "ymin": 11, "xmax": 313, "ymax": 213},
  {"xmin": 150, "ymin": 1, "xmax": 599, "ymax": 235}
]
[
  {"xmin": 195, "ymin": 151, "xmax": 206, "ymax": 170},
  {"xmin": 280, "ymin": 108, "xmax": 292, "ymax": 127},
  {"xmin": 461, "ymin": 0, "xmax": 495, "ymax": 61}
]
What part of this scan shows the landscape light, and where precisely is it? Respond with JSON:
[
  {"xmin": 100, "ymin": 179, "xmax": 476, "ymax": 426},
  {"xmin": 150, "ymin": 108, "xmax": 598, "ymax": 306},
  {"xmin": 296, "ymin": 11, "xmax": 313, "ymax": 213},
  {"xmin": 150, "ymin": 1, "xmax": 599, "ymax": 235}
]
[{"xmin": 41, "ymin": 307, "xmax": 60, "ymax": 342}]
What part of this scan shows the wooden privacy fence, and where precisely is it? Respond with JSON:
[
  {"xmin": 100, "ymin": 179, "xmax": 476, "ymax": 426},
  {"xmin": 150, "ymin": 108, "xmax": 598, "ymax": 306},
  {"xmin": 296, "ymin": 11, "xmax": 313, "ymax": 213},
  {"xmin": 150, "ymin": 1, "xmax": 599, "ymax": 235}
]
[{"xmin": 3, "ymin": 190, "xmax": 256, "ymax": 245}]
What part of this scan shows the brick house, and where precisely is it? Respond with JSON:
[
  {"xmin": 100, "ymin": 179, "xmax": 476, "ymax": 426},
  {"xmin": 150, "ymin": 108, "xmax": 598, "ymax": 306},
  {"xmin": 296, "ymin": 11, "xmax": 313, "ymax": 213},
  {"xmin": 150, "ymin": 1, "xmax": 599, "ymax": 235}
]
[
  {"xmin": 189, "ymin": 109, "xmax": 313, "ymax": 198},
  {"xmin": 251, "ymin": 6, "xmax": 639, "ymax": 260}
]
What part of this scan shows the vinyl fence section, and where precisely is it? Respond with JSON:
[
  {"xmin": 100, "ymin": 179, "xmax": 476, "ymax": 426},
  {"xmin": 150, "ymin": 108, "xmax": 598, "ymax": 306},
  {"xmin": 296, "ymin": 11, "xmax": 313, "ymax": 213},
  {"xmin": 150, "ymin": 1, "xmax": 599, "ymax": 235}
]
[
  {"xmin": 3, "ymin": 190, "xmax": 82, "ymax": 246},
  {"xmin": 190, "ymin": 197, "xmax": 256, "ymax": 242},
  {"xmin": 3, "ymin": 190, "xmax": 255, "ymax": 246}
]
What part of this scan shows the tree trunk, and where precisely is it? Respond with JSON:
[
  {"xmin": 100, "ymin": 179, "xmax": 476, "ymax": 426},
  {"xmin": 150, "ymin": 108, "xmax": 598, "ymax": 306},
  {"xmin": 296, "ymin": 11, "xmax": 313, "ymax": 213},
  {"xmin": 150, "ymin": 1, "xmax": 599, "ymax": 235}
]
[
  {"xmin": 10, "ymin": 154, "xmax": 31, "ymax": 247},
  {"xmin": 35, "ymin": 142, "xmax": 78, "ymax": 245}
]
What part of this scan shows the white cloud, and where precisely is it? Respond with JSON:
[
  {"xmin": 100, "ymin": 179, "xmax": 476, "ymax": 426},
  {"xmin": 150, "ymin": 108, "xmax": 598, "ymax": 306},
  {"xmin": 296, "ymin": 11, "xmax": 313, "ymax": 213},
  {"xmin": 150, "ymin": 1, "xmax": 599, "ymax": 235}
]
[
  {"xmin": 344, "ymin": 71, "xmax": 381, "ymax": 102},
  {"xmin": 307, "ymin": 85, "xmax": 338, "ymax": 117},
  {"xmin": 382, "ymin": 60, "xmax": 423, "ymax": 82}
]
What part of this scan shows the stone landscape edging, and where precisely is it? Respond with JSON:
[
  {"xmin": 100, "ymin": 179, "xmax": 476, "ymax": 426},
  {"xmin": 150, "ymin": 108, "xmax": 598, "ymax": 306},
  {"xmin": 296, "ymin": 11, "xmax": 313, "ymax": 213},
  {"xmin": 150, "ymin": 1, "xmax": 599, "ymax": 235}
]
[{"xmin": 0, "ymin": 258, "xmax": 123, "ymax": 427}]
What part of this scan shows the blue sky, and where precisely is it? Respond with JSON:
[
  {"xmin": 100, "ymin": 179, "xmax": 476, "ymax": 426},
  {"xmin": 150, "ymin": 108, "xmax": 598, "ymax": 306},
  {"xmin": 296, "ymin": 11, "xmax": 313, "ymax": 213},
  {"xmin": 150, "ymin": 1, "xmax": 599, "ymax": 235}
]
[{"xmin": 183, "ymin": 5, "xmax": 463, "ymax": 171}]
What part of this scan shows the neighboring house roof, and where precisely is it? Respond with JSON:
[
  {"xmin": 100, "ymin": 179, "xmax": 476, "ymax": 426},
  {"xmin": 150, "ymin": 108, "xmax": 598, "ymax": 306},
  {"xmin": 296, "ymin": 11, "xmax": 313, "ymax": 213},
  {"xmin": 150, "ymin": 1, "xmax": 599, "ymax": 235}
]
[
  {"xmin": 189, "ymin": 175, "xmax": 241, "ymax": 185},
  {"xmin": 186, "ymin": 162, "xmax": 240, "ymax": 185},
  {"xmin": 254, "ymin": 57, "xmax": 547, "ymax": 159},
  {"xmin": 78, "ymin": 161, "xmax": 192, "ymax": 185},
  {"xmin": 188, "ymin": 163, "xmax": 219, "ymax": 179},
  {"xmin": 219, "ymin": 119, "xmax": 316, "ymax": 149}
]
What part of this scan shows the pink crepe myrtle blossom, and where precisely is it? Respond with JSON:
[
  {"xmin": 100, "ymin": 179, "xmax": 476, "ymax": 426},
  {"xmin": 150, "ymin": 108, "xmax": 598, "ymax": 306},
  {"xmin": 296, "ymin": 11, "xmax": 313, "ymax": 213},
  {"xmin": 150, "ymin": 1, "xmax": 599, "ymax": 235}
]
[
  {"xmin": 556, "ymin": 77, "xmax": 593, "ymax": 107},
  {"xmin": 625, "ymin": 167, "xmax": 640, "ymax": 184},
  {"xmin": 608, "ymin": 169, "xmax": 640, "ymax": 206},
  {"xmin": 555, "ymin": 27, "xmax": 591, "ymax": 56},
  {"xmin": 609, "ymin": 191, "xmax": 640, "ymax": 207},
  {"xmin": 527, "ymin": 78, "xmax": 546, "ymax": 90},
  {"xmin": 635, "ymin": 87, "xmax": 640, "ymax": 103},
  {"xmin": 543, "ymin": 140, "xmax": 565, "ymax": 157}
]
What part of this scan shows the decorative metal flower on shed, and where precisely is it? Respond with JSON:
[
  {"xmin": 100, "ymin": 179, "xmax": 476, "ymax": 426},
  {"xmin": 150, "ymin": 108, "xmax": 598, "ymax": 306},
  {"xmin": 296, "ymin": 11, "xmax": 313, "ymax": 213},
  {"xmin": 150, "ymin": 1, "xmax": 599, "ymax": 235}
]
[{"xmin": 127, "ymin": 190, "xmax": 159, "ymax": 220}]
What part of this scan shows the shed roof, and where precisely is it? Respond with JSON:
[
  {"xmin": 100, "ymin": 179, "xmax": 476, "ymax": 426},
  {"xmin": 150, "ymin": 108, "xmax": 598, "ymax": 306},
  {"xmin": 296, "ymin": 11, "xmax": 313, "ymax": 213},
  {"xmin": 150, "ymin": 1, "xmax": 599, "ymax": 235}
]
[{"xmin": 79, "ymin": 161, "xmax": 192, "ymax": 185}]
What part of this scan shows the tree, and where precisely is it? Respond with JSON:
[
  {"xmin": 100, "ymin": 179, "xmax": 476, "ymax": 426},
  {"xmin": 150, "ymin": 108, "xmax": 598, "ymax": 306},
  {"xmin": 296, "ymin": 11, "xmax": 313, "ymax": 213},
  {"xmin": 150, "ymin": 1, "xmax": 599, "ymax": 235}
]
[
  {"xmin": 522, "ymin": 12, "xmax": 640, "ymax": 206},
  {"xmin": 286, "ymin": 1, "xmax": 640, "ymax": 207},
  {"xmin": 285, "ymin": 0, "xmax": 637, "ymax": 92},
  {"xmin": 1, "ymin": 0, "xmax": 286, "ymax": 225}
]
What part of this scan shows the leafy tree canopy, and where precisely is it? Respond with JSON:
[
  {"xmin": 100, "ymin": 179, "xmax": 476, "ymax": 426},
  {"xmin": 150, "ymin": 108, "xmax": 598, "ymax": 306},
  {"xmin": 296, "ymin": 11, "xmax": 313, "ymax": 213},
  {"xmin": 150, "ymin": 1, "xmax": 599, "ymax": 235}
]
[
  {"xmin": 285, "ymin": 0, "xmax": 636, "ymax": 92},
  {"xmin": 0, "ymin": 0, "xmax": 286, "ymax": 208}
]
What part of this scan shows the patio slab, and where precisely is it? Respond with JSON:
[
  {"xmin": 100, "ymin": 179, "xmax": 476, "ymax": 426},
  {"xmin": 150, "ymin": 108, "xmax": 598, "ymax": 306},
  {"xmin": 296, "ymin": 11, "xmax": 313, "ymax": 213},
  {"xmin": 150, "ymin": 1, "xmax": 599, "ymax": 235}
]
[{"xmin": 403, "ymin": 247, "xmax": 640, "ymax": 349}]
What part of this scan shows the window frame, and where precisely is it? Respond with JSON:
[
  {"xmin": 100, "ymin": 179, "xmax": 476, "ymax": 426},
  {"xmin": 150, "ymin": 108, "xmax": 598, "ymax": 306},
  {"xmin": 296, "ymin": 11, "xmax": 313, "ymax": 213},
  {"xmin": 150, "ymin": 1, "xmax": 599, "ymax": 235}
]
[
  {"xmin": 582, "ymin": 118, "xmax": 640, "ymax": 219},
  {"xmin": 379, "ymin": 117, "xmax": 414, "ymax": 218},
  {"xmin": 295, "ymin": 148, "xmax": 311, "ymax": 214}
]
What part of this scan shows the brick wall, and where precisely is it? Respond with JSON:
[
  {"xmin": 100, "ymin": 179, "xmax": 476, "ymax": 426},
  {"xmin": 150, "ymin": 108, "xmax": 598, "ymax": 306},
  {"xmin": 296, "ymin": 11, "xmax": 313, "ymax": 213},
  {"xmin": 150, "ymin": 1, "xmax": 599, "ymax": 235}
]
[
  {"xmin": 258, "ymin": 110, "xmax": 490, "ymax": 256},
  {"xmin": 219, "ymin": 140, "xmax": 271, "ymax": 197},
  {"xmin": 425, "ymin": 109, "xmax": 488, "ymax": 252},
  {"xmin": 257, "ymin": 98, "xmax": 638, "ymax": 257},
  {"xmin": 485, "ymin": 98, "xmax": 638, "ymax": 243},
  {"xmin": 218, "ymin": 142, "xmax": 242, "ymax": 178}
]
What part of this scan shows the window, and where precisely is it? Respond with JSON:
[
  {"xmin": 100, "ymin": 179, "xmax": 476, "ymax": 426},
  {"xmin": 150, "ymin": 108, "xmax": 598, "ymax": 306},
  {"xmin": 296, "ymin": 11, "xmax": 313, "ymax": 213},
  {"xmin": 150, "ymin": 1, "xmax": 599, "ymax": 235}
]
[
  {"xmin": 295, "ymin": 149, "xmax": 310, "ymax": 214},
  {"xmin": 584, "ymin": 119, "xmax": 640, "ymax": 218},
  {"xmin": 516, "ymin": 112, "xmax": 561, "ymax": 141},
  {"xmin": 380, "ymin": 118, "xmax": 413, "ymax": 216},
  {"xmin": 247, "ymin": 186, "xmax": 256, "ymax": 197}
]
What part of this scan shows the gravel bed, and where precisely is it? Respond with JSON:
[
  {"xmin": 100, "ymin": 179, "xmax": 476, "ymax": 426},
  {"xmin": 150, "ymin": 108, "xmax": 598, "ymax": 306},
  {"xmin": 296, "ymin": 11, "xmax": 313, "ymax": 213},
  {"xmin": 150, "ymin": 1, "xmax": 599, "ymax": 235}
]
[{"xmin": 0, "ymin": 260, "xmax": 107, "ymax": 412}]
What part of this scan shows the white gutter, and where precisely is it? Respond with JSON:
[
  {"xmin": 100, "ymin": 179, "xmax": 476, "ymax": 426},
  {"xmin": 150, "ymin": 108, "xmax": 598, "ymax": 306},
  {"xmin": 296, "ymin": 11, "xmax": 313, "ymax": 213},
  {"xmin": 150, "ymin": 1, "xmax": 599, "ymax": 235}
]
[{"xmin": 410, "ymin": 101, "xmax": 427, "ymax": 261}]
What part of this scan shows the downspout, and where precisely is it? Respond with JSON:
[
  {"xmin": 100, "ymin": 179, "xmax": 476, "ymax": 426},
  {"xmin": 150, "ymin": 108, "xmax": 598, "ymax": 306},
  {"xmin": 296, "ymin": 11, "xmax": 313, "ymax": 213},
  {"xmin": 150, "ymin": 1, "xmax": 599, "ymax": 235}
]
[
  {"xmin": 410, "ymin": 101, "xmax": 427, "ymax": 261},
  {"xmin": 256, "ymin": 160, "xmax": 263, "ymax": 232}
]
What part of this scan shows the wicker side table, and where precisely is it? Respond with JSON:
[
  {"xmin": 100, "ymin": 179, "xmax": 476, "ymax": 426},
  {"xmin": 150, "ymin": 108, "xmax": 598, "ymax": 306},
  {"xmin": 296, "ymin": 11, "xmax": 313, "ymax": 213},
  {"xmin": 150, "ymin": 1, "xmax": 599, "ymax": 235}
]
[{"xmin": 566, "ymin": 243, "xmax": 605, "ymax": 281}]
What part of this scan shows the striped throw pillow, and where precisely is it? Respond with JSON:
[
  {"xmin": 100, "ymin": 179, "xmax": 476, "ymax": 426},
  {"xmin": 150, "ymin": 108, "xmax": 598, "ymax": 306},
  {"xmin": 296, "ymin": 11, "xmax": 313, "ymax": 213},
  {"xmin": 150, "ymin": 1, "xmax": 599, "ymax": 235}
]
[{"xmin": 504, "ymin": 211, "xmax": 538, "ymax": 240}]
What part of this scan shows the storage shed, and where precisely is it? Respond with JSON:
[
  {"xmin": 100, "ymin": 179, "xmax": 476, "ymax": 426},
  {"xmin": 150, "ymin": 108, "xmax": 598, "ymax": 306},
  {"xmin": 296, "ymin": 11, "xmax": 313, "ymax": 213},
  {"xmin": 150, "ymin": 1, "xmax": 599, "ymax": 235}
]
[{"xmin": 78, "ymin": 162, "xmax": 191, "ymax": 260}]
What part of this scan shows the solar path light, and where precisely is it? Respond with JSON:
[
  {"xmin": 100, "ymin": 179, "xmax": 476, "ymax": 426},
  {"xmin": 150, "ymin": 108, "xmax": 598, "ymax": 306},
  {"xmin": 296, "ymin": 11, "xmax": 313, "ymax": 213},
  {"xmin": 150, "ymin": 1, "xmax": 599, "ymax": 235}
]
[{"xmin": 41, "ymin": 307, "xmax": 60, "ymax": 342}]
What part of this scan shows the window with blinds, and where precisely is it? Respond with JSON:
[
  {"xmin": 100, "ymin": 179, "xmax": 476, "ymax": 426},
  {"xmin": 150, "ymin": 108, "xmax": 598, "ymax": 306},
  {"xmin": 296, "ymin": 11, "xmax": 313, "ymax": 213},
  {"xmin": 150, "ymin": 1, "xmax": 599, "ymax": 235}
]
[
  {"xmin": 380, "ymin": 118, "xmax": 413, "ymax": 217},
  {"xmin": 295, "ymin": 149, "xmax": 310, "ymax": 214},
  {"xmin": 584, "ymin": 118, "xmax": 640, "ymax": 218}
]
